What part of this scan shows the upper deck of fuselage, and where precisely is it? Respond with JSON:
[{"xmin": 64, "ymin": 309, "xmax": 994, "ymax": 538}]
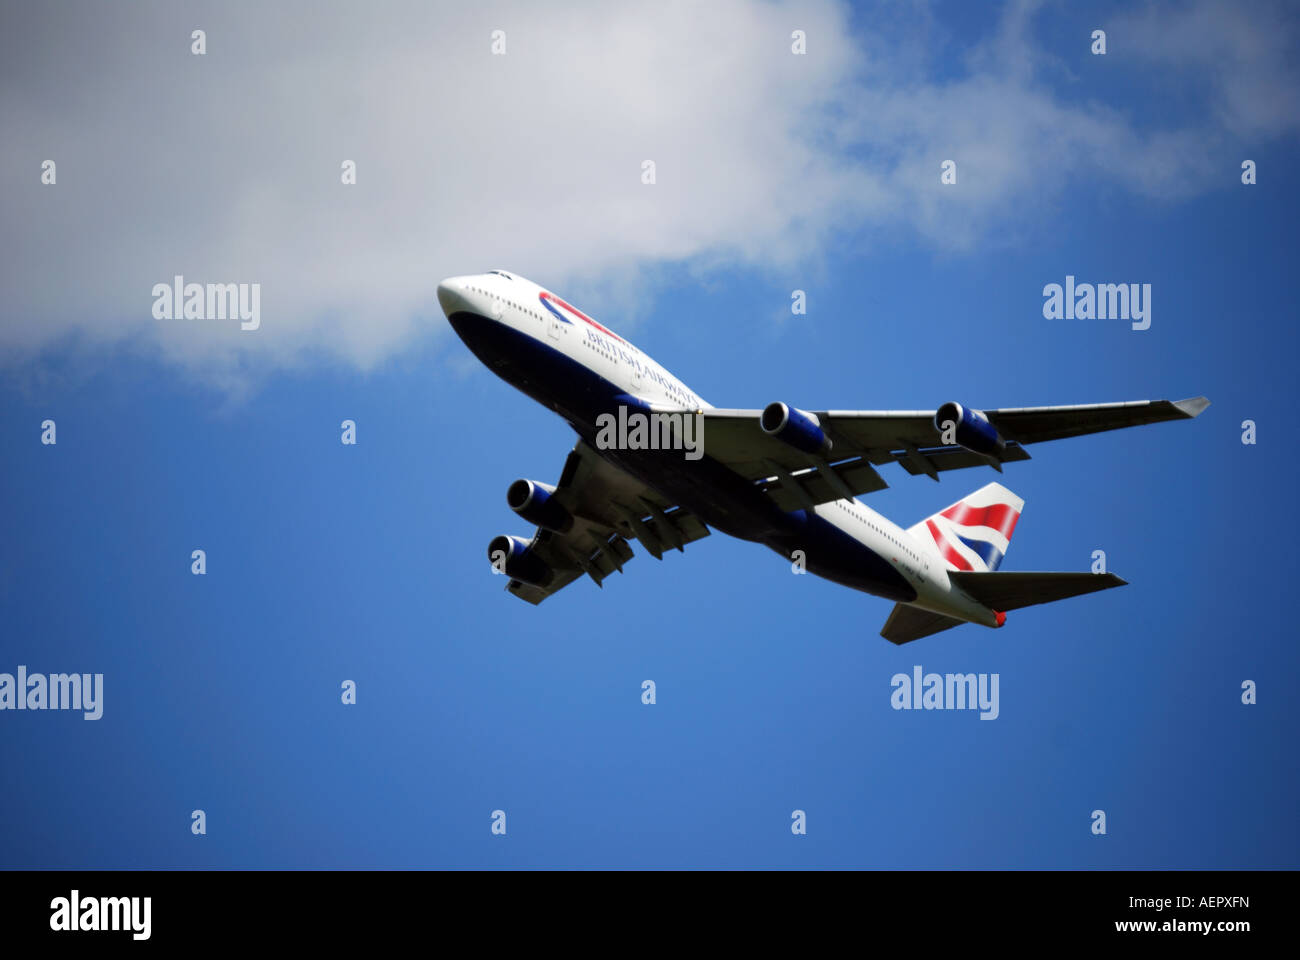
[{"xmin": 437, "ymin": 270, "xmax": 709, "ymax": 411}]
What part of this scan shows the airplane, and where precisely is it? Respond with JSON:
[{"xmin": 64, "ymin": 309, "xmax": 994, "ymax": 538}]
[{"xmin": 438, "ymin": 269, "xmax": 1208, "ymax": 643}]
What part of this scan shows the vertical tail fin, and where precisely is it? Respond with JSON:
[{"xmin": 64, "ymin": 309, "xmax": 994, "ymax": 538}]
[{"xmin": 907, "ymin": 482, "xmax": 1024, "ymax": 572}]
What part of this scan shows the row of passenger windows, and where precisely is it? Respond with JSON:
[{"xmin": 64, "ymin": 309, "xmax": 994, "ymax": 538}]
[
  {"xmin": 840, "ymin": 500, "xmax": 920, "ymax": 562},
  {"xmin": 476, "ymin": 289, "xmax": 550, "ymax": 328},
  {"xmin": 582, "ymin": 338, "xmax": 615, "ymax": 362}
]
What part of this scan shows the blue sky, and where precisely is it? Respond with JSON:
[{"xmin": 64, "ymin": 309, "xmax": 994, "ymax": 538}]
[{"xmin": 2, "ymin": 0, "xmax": 1297, "ymax": 868}]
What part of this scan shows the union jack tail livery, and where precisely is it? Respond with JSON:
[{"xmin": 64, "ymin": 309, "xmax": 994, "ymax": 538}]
[
  {"xmin": 909, "ymin": 482, "xmax": 1024, "ymax": 573},
  {"xmin": 881, "ymin": 481, "xmax": 1126, "ymax": 643}
]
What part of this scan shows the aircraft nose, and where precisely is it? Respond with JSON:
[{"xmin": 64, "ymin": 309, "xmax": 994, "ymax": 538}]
[{"xmin": 437, "ymin": 276, "xmax": 475, "ymax": 317}]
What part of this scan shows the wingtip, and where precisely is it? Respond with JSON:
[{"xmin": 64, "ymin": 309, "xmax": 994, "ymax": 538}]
[{"xmin": 1174, "ymin": 396, "xmax": 1211, "ymax": 418}]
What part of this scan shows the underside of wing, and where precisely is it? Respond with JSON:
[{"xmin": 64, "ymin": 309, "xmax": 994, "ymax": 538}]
[
  {"xmin": 696, "ymin": 395, "xmax": 1207, "ymax": 501},
  {"xmin": 982, "ymin": 397, "xmax": 1210, "ymax": 444},
  {"xmin": 499, "ymin": 440, "xmax": 711, "ymax": 604}
]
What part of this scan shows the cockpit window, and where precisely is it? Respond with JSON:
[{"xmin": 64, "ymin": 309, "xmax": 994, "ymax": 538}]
[{"xmin": 487, "ymin": 270, "xmax": 514, "ymax": 280}]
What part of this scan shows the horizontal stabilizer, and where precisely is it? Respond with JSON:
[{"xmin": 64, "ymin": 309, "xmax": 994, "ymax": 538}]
[
  {"xmin": 880, "ymin": 603, "xmax": 968, "ymax": 644},
  {"xmin": 948, "ymin": 570, "xmax": 1127, "ymax": 612}
]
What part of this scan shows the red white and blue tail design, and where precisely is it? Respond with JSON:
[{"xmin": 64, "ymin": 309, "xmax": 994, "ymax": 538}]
[{"xmin": 907, "ymin": 482, "xmax": 1024, "ymax": 573}]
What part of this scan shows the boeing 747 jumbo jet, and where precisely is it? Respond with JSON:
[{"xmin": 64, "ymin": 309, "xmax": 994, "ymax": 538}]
[{"xmin": 439, "ymin": 270, "xmax": 1208, "ymax": 643}]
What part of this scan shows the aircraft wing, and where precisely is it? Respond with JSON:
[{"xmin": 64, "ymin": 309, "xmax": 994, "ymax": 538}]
[
  {"xmin": 501, "ymin": 439, "xmax": 711, "ymax": 604},
  {"xmin": 691, "ymin": 396, "xmax": 1208, "ymax": 509}
]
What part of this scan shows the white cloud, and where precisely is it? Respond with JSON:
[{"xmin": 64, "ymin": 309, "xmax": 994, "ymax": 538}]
[
  {"xmin": 0, "ymin": 0, "xmax": 1294, "ymax": 391},
  {"xmin": 1112, "ymin": 0, "xmax": 1300, "ymax": 140}
]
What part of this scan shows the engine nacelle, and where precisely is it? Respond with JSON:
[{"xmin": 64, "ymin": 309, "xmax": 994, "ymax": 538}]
[
  {"xmin": 760, "ymin": 402, "xmax": 832, "ymax": 455},
  {"xmin": 934, "ymin": 402, "xmax": 1006, "ymax": 457},
  {"xmin": 506, "ymin": 479, "xmax": 573, "ymax": 533},
  {"xmin": 487, "ymin": 535, "xmax": 553, "ymax": 586}
]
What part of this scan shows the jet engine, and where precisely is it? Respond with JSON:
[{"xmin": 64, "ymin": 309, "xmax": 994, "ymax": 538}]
[
  {"xmin": 760, "ymin": 402, "xmax": 832, "ymax": 455},
  {"xmin": 506, "ymin": 479, "xmax": 573, "ymax": 533},
  {"xmin": 934, "ymin": 402, "xmax": 1006, "ymax": 458},
  {"xmin": 487, "ymin": 535, "xmax": 553, "ymax": 586}
]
